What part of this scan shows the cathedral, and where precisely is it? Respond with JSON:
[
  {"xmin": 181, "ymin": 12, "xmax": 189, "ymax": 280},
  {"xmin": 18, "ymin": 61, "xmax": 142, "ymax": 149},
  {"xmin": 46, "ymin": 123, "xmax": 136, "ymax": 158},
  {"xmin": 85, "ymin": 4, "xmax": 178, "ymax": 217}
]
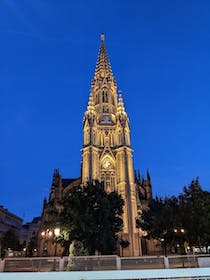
[{"xmin": 38, "ymin": 35, "xmax": 153, "ymax": 257}]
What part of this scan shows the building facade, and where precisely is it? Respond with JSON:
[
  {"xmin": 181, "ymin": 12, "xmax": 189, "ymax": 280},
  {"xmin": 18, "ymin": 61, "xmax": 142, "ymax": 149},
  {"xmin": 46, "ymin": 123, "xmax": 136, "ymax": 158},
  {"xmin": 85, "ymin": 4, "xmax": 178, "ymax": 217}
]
[
  {"xmin": 38, "ymin": 173, "xmax": 80, "ymax": 257},
  {"xmin": 19, "ymin": 217, "xmax": 41, "ymax": 256},
  {"xmin": 38, "ymin": 35, "xmax": 152, "ymax": 257},
  {"xmin": 0, "ymin": 206, "xmax": 23, "ymax": 239},
  {"xmin": 0, "ymin": 206, "xmax": 23, "ymax": 257}
]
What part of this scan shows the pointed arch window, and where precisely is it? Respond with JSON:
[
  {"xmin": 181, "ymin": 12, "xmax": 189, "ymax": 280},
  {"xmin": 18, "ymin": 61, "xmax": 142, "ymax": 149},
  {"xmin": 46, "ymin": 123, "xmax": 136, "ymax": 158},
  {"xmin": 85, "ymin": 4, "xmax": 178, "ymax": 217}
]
[
  {"xmin": 101, "ymin": 158, "xmax": 116, "ymax": 193},
  {"xmin": 95, "ymin": 93, "xmax": 99, "ymax": 104},
  {"xmin": 105, "ymin": 93, "xmax": 108, "ymax": 102},
  {"xmin": 102, "ymin": 91, "xmax": 108, "ymax": 103},
  {"xmin": 111, "ymin": 95, "xmax": 114, "ymax": 105},
  {"xmin": 102, "ymin": 91, "xmax": 105, "ymax": 102}
]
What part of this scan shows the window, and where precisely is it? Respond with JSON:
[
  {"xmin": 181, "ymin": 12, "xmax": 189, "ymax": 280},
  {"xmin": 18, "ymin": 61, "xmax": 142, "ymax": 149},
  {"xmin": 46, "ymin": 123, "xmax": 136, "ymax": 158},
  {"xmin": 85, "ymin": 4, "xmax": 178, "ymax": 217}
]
[
  {"xmin": 105, "ymin": 93, "xmax": 108, "ymax": 102},
  {"xmin": 95, "ymin": 94, "xmax": 99, "ymax": 104},
  {"xmin": 102, "ymin": 91, "xmax": 108, "ymax": 103},
  {"xmin": 112, "ymin": 95, "xmax": 114, "ymax": 105},
  {"xmin": 102, "ymin": 91, "xmax": 105, "ymax": 102}
]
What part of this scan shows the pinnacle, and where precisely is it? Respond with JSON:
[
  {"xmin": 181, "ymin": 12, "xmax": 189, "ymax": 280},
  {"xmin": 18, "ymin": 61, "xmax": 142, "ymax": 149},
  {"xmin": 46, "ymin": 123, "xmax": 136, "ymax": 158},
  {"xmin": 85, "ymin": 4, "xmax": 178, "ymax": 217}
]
[
  {"xmin": 87, "ymin": 93, "xmax": 95, "ymax": 114},
  {"xmin": 93, "ymin": 34, "xmax": 114, "ymax": 79},
  {"xmin": 117, "ymin": 91, "xmax": 126, "ymax": 115}
]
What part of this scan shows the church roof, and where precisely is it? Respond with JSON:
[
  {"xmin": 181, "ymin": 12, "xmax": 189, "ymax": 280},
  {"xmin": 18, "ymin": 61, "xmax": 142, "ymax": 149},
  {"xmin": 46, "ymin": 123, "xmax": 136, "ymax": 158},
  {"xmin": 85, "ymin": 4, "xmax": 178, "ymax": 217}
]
[{"xmin": 62, "ymin": 178, "xmax": 78, "ymax": 188}]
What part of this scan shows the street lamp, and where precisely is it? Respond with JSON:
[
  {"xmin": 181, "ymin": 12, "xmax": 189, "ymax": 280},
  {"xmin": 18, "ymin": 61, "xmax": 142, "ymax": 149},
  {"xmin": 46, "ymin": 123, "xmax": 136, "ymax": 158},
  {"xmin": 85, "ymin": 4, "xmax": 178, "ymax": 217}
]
[
  {"xmin": 160, "ymin": 238, "xmax": 167, "ymax": 256},
  {"xmin": 54, "ymin": 228, "xmax": 60, "ymax": 257},
  {"xmin": 40, "ymin": 228, "xmax": 60, "ymax": 256},
  {"xmin": 41, "ymin": 229, "xmax": 52, "ymax": 256},
  {"xmin": 174, "ymin": 228, "xmax": 185, "ymax": 233},
  {"xmin": 54, "ymin": 228, "xmax": 60, "ymax": 236},
  {"xmin": 173, "ymin": 228, "xmax": 186, "ymax": 254},
  {"xmin": 41, "ymin": 229, "xmax": 53, "ymax": 237}
]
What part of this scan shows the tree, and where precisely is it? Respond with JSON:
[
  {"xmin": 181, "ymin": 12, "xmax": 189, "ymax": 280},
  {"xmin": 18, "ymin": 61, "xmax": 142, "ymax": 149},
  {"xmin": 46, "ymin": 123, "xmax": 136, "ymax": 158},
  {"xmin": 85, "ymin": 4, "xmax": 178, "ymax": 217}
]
[
  {"xmin": 27, "ymin": 235, "xmax": 38, "ymax": 257},
  {"xmin": 59, "ymin": 181, "xmax": 124, "ymax": 255},
  {"xmin": 137, "ymin": 196, "xmax": 180, "ymax": 254},
  {"xmin": 138, "ymin": 178, "xmax": 210, "ymax": 254},
  {"xmin": 1, "ymin": 230, "xmax": 21, "ymax": 257},
  {"xmin": 178, "ymin": 178, "xmax": 210, "ymax": 250}
]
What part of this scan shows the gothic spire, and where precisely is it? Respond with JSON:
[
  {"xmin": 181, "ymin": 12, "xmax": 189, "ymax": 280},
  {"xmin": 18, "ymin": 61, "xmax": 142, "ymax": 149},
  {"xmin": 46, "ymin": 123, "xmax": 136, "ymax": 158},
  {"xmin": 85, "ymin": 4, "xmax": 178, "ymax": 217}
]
[{"xmin": 93, "ymin": 34, "xmax": 114, "ymax": 81}]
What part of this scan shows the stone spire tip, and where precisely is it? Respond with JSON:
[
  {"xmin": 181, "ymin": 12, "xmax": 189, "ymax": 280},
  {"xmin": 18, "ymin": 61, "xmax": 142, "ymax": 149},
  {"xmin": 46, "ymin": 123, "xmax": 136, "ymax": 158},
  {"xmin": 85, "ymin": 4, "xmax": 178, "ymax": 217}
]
[
  {"xmin": 101, "ymin": 33, "xmax": 105, "ymax": 42},
  {"xmin": 118, "ymin": 89, "xmax": 123, "ymax": 98}
]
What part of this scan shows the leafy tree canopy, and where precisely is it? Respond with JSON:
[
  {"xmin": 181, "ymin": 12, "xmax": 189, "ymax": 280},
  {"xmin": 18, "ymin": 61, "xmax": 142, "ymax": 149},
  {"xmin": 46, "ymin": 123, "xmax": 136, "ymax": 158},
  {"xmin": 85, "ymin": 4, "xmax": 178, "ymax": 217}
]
[
  {"xmin": 54, "ymin": 181, "xmax": 124, "ymax": 255},
  {"xmin": 138, "ymin": 178, "xmax": 210, "ymax": 253},
  {"xmin": 178, "ymin": 178, "xmax": 210, "ymax": 247},
  {"xmin": 1, "ymin": 230, "xmax": 21, "ymax": 257}
]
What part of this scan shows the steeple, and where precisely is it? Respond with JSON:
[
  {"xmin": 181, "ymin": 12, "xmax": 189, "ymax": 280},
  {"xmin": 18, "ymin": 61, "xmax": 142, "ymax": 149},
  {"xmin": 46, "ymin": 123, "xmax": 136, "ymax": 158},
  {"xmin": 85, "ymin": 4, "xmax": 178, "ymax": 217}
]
[
  {"xmin": 92, "ymin": 34, "xmax": 115, "ymax": 85},
  {"xmin": 82, "ymin": 35, "xmax": 140, "ymax": 257}
]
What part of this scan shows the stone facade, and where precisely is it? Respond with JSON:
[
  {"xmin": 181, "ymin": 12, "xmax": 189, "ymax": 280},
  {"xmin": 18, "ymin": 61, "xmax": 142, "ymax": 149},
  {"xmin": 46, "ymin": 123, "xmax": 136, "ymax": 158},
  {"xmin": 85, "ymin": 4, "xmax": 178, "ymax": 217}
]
[
  {"xmin": 38, "ymin": 173, "xmax": 80, "ymax": 257},
  {"xmin": 19, "ymin": 217, "xmax": 41, "ymax": 253},
  {"xmin": 0, "ymin": 205, "xmax": 23, "ymax": 239}
]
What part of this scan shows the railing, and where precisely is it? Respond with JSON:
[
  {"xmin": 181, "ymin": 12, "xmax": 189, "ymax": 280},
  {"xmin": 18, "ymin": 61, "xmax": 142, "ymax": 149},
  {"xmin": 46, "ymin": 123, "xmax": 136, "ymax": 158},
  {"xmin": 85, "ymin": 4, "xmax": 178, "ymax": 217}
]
[
  {"xmin": 121, "ymin": 256, "xmax": 165, "ymax": 270},
  {"xmin": 1, "ymin": 268, "xmax": 210, "ymax": 280},
  {"xmin": 0, "ymin": 254, "xmax": 210, "ymax": 272}
]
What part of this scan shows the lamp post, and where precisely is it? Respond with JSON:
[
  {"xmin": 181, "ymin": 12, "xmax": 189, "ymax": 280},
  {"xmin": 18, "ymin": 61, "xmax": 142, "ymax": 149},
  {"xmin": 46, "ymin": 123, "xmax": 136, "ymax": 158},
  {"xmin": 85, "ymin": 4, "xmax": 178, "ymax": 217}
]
[
  {"xmin": 160, "ymin": 238, "xmax": 167, "ymax": 257},
  {"xmin": 54, "ymin": 228, "xmax": 60, "ymax": 257},
  {"xmin": 174, "ymin": 228, "xmax": 185, "ymax": 234},
  {"xmin": 41, "ymin": 228, "xmax": 60, "ymax": 257},
  {"xmin": 41, "ymin": 229, "xmax": 53, "ymax": 256},
  {"xmin": 52, "ymin": 228, "xmax": 60, "ymax": 272},
  {"xmin": 173, "ymin": 228, "xmax": 186, "ymax": 254}
]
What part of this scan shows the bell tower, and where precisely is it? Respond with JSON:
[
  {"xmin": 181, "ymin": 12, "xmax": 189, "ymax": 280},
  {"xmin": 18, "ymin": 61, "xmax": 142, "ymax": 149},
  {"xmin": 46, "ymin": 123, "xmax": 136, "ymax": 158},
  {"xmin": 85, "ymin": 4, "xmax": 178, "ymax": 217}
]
[{"xmin": 81, "ymin": 34, "xmax": 141, "ymax": 256}]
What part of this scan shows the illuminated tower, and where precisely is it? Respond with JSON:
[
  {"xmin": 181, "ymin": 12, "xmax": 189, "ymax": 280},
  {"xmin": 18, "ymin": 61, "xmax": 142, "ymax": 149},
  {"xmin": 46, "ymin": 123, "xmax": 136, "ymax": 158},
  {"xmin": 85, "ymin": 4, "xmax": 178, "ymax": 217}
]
[{"xmin": 81, "ymin": 34, "xmax": 141, "ymax": 256}]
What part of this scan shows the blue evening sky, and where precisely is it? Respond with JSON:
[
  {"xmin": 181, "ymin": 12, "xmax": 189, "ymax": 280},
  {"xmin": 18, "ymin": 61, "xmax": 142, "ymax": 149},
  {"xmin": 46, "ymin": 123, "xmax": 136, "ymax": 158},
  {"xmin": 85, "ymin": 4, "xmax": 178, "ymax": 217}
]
[{"xmin": 0, "ymin": 0, "xmax": 210, "ymax": 222}]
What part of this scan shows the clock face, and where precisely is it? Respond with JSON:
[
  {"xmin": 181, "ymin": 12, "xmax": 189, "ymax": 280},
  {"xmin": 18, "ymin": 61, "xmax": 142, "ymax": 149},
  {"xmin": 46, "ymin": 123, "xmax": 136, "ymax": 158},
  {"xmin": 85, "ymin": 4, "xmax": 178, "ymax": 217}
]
[
  {"xmin": 102, "ymin": 115, "xmax": 110, "ymax": 123},
  {"xmin": 103, "ymin": 160, "xmax": 111, "ymax": 169}
]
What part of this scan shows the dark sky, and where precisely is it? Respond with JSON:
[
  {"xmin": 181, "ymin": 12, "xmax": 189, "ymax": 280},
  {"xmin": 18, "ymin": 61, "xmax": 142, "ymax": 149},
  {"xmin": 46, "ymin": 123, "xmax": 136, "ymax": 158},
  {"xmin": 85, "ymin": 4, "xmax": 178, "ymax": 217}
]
[{"xmin": 1, "ymin": 0, "xmax": 210, "ymax": 223}]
